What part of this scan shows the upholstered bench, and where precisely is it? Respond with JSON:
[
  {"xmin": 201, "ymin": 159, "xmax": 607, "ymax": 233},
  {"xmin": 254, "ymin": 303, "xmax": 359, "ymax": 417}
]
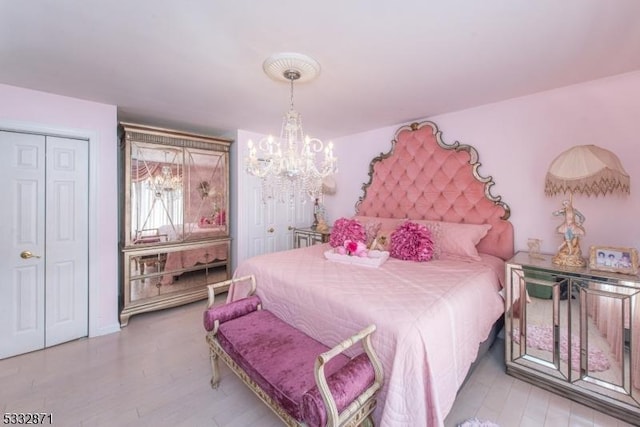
[{"xmin": 203, "ymin": 275, "xmax": 384, "ymax": 427}]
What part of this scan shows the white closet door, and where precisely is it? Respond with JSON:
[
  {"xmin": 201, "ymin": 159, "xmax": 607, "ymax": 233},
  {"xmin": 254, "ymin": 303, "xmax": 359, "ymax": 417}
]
[
  {"xmin": 0, "ymin": 131, "xmax": 88, "ymax": 359},
  {"xmin": 44, "ymin": 136, "xmax": 88, "ymax": 347},
  {"xmin": 0, "ymin": 131, "xmax": 46, "ymax": 358}
]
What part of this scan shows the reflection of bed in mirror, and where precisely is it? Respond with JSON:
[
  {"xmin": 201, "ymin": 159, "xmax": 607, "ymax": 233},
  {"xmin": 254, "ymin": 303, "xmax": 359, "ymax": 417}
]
[
  {"xmin": 505, "ymin": 253, "xmax": 640, "ymax": 424},
  {"xmin": 160, "ymin": 243, "xmax": 228, "ymax": 286},
  {"xmin": 158, "ymin": 223, "xmax": 226, "ymax": 242}
]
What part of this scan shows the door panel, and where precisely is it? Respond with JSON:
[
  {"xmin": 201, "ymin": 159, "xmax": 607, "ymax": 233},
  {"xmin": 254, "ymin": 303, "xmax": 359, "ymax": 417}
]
[
  {"xmin": 45, "ymin": 136, "xmax": 88, "ymax": 347},
  {"xmin": 0, "ymin": 131, "xmax": 46, "ymax": 359},
  {"xmin": 15, "ymin": 266, "xmax": 40, "ymax": 331},
  {"xmin": 248, "ymin": 184, "xmax": 269, "ymax": 257}
]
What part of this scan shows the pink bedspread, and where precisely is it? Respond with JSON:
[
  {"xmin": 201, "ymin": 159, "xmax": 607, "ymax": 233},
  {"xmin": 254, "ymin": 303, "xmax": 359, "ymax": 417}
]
[{"xmin": 230, "ymin": 244, "xmax": 505, "ymax": 426}]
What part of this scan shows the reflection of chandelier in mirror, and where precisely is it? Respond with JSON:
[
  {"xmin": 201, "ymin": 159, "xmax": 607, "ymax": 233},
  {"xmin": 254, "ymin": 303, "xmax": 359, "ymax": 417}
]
[
  {"xmin": 148, "ymin": 152, "xmax": 182, "ymax": 196},
  {"xmin": 154, "ymin": 165, "xmax": 181, "ymax": 192},
  {"xmin": 245, "ymin": 53, "xmax": 338, "ymax": 203}
]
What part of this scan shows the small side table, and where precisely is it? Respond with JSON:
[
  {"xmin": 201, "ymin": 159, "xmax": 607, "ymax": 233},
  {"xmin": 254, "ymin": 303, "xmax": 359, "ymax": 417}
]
[{"xmin": 293, "ymin": 227, "xmax": 331, "ymax": 248}]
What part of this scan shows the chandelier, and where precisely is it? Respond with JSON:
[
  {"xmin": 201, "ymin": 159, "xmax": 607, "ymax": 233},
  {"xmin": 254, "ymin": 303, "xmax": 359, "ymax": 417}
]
[{"xmin": 245, "ymin": 53, "xmax": 338, "ymax": 203}]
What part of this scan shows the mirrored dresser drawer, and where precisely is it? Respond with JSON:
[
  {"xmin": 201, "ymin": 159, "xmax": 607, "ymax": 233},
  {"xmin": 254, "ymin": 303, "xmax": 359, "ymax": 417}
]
[{"xmin": 121, "ymin": 240, "xmax": 230, "ymax": 326}]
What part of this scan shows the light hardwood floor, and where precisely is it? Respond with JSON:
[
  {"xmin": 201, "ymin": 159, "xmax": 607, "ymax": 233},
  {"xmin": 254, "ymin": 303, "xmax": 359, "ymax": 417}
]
[{"xmin": 0, "ymin": 298, "xmax": 634, "ymax": 427}]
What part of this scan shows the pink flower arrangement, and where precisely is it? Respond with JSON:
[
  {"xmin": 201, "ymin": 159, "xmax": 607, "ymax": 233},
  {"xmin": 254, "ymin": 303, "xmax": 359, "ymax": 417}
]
[
  {"xmin": 389, "ymin": 221, "xmax": 434, "ymax": 261},
  {"xmin": 329, "ymin": 217, "xmax": 366, "ymax": 248},
  {"xmin": 336, "ymin": 239, "xmax": 368, "ymax": 257}
]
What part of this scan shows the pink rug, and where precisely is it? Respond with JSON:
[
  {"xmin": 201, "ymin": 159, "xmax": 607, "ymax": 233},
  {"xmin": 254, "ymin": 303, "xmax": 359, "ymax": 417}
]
[{"xmin": 512, "ymin": 324, "xmax": 610, "ymax": 372}]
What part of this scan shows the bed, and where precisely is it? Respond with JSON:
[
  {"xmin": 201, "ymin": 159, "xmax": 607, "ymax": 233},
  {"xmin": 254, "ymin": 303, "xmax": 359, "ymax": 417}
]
[{"xmin": 230, "ymin": 121, "xmax": 514, "ymax": 426}]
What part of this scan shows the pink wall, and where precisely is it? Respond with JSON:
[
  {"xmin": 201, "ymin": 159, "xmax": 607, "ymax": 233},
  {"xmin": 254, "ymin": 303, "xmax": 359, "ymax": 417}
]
[
  {"xmin": 328, "ymin": 71, "xmax": 640, "ymax": 256},
  {"xmin": 0, "ymin": 83, "xmax": 120, "ymax": 336}
]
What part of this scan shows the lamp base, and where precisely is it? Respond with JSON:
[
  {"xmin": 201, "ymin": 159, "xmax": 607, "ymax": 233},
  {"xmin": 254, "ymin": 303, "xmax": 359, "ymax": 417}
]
[
  {"xmin": 552, "ymin": 247, "xmax": 586, "ymax": 268},
  {"xmin": 551, "ymin": 197, "xmax": 587, "ymax": 268}
]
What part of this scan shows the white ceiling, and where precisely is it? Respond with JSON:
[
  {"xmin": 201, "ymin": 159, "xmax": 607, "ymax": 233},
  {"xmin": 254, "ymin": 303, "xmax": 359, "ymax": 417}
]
[{"xmin": 1, "ymin": 1, "xmax": 640, "ymax": 140}]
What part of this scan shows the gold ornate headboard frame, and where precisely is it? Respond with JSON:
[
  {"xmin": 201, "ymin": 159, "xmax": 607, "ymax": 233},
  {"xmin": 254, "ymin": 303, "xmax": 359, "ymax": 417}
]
[{"xmin": 355, "ymin": 121, "xmax": 511, "ymax": 220}]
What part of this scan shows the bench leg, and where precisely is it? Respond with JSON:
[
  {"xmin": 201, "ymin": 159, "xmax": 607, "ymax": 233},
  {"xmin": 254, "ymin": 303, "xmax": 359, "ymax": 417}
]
[
  {"xmin": 360, "ymin": 414, "xmax": 375, "ymax": 427},
  {"xmin": 210, "ymin": 348, "xmax": 221, "ymax": 389}
]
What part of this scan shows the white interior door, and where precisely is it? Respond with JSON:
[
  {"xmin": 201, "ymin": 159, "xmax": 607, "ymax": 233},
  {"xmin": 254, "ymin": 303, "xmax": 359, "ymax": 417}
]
[
  {"xmin": 245, "ymin": 177, "xmax": 313, "ymax": 258},
  {"xmin": 0, "ymin": 131, "xmax": 88, "ymax": 359}
]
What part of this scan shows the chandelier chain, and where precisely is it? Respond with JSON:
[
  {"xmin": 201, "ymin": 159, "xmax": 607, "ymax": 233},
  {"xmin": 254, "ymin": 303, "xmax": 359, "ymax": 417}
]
[{"xmin": 289, "ymin": 76, "xmax": 294, "ymax": 111}]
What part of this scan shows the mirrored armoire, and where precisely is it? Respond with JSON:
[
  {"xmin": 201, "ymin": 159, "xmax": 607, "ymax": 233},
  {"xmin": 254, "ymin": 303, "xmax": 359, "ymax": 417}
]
[{"xmin": 119, "ymin": 123, "xmax": 233, "ymax": 326}]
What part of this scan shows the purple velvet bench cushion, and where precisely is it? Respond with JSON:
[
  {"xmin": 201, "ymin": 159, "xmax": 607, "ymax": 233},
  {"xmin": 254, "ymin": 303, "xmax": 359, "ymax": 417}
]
[
  {"xmin": 216, "ymin": 309, "xmax": 352, "ymax": 423},
  {"xmin": 300, "ymin": 352, "xmax": 375, "ymax": 427},
  {"xmin": 203, "ymin": 295, "xmax": 261, "ymax": 332}
]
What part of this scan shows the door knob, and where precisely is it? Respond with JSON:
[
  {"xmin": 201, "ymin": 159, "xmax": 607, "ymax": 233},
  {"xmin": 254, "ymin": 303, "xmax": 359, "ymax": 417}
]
[
  {"xmin": 20, "ymin": 250, "xmax": 41, "ymax": 259},
  {"xmin": 267, "ymin": 227, "xmax": 274, "ymax": 233},
  {"xmin": 288, "ymin": 226, "xmax": 294, "ymax": 230}
]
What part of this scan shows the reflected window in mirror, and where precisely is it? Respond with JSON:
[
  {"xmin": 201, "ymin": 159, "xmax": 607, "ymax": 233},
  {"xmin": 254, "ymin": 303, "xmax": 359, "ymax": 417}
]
[{"xmin": 130, "ymin": 143, "xmax": 184, "ymax": 243}]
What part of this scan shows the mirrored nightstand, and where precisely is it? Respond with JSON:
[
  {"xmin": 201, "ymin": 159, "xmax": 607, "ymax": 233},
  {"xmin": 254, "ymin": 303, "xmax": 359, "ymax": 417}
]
[{"xmin": 293, "ymin": 227, "xmax": 331, "ymax": 248}]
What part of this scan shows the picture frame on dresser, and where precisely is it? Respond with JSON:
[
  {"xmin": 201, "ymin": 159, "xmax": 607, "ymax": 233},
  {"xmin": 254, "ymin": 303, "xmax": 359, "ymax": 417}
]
[{"xmin": 588, "ymin": 245, "xmax": 639, "ymax": 275}]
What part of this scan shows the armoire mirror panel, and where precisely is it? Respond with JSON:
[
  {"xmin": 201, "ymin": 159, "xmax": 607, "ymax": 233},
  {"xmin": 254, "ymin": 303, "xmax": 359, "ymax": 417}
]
[
  {"xmin": 505, "ymin": 252, "xmax": 640, "ymax": 424},
  {"xmin": 120, "ymin": 123, "xmax": 232, "ymax": 326},
  {"xmin": 127, "ymin": 141, "xmax": 228, "ymax": 247}
]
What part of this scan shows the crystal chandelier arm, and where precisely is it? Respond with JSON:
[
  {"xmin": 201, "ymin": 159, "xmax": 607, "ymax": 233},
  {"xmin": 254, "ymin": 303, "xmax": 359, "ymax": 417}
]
[
  {"xmin": 321, "ymin": 142, "xmax": 338, "ymax": 177},
  {"xmin": 246, "ymin": 136, "xmax": 282, "ymax": 178},
  {"xmin": 305, "ymin": 137, "xmax": 326, "ymax": 153},
  {"xmin": 256, "ymin": 135, "xmax": 278, "ymax": 154}
]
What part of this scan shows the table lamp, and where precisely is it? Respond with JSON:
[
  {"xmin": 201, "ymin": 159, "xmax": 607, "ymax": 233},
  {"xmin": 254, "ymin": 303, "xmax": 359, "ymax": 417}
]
[{"xmin": 545, "ymin": 144, "xmax": 630, "ymax": 267}]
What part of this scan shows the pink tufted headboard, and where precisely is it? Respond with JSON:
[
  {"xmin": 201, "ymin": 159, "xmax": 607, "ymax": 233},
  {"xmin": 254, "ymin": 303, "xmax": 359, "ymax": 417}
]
[{"xmin": 355, "ymin": 121, "xmax": 514, "ymax": 261}]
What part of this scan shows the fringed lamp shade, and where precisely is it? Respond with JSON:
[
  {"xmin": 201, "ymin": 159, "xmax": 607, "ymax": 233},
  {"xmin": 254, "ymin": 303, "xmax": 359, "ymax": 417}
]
[{"xmin": 545, "ymin": 144, "xmax": 630, "ymax": 197}]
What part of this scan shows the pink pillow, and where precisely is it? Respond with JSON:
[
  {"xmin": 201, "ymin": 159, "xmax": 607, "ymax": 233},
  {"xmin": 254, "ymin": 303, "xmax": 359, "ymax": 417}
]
[
  {"xmin": 329, "ymin": 217, "xmax": 366, "ymax": 248},
  {"xmin": 414, "ymin": 220, "xmax": 491, "ymax": 261},
  {"xmin": 389, "ymin": 221, "xmax": 434, "ymax": 261}
]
